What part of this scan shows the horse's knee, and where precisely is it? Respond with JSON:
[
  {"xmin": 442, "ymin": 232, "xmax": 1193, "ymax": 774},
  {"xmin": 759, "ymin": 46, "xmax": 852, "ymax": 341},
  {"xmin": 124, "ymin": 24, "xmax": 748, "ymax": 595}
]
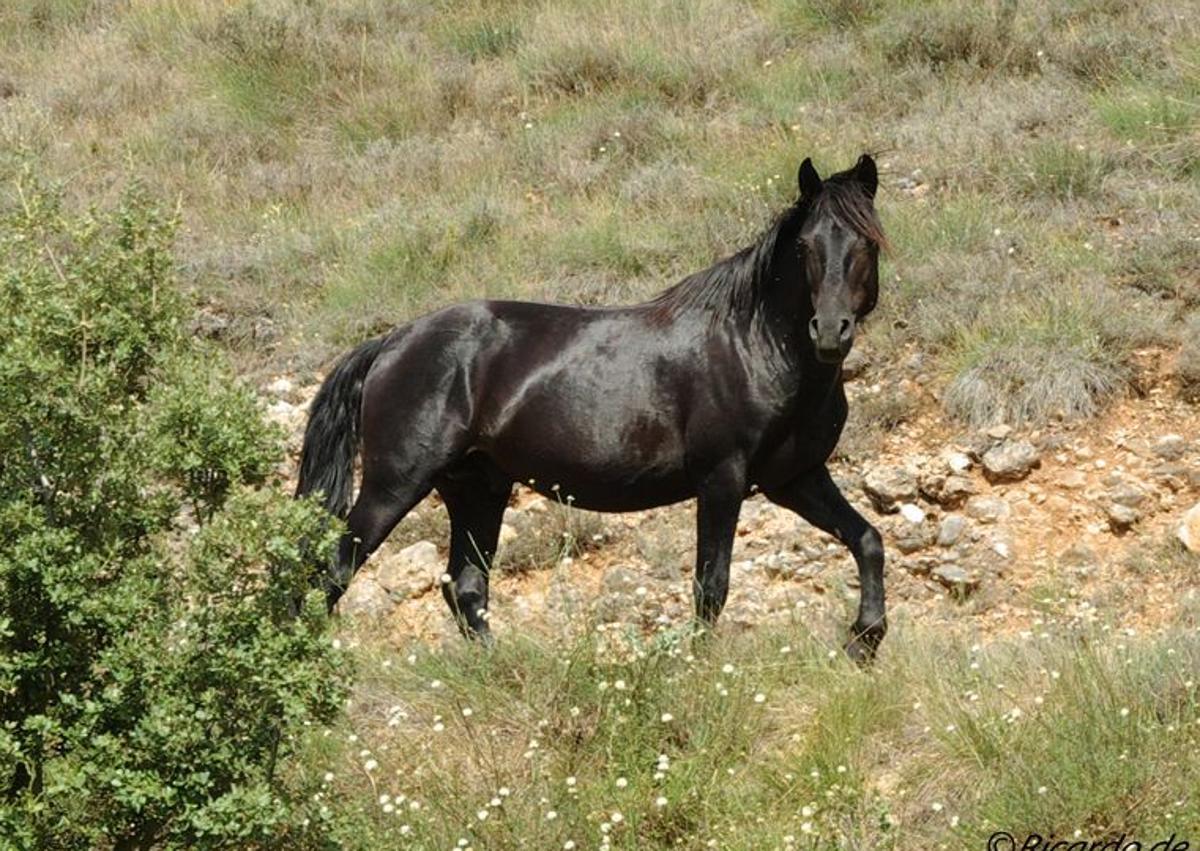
[{"xmin": 856, "ymin": 525, "xmax": 884, "ymax": 565}]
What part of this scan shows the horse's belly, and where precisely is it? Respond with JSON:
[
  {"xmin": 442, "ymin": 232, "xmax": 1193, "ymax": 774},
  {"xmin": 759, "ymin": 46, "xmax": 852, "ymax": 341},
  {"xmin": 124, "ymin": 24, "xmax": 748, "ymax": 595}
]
[
  {"xmin": 482, "ymin": 441, "xmax": 693, "ymax": 512},
  {"xmin": 479, "ymin": 411, "xmax": 693, "ymax": 511}
]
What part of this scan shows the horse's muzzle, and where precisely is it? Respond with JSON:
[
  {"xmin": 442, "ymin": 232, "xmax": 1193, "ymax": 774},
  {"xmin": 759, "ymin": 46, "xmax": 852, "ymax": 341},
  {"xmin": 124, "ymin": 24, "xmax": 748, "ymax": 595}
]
[{"xmin": 809, "ymin": 315, "xmax": 855, "ymax": 364}]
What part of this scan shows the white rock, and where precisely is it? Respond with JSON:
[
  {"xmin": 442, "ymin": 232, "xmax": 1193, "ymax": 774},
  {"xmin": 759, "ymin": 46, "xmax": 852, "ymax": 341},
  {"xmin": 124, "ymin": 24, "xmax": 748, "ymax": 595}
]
[
  {"xmin": 937, "ymin": 515, "xmax": 966, "ymax": 547},
  {"xmin": 265, "ymin": 399, "xmax": 299, "ymax": 427},
  {"xmin": 337, "ymin": 577, "xmax": 393, "ymax": 617},
  {"xmin": 982, "ymin": 441, "xmax": 1040, "ymax": 482},
  {"xmin": 376, "ymin": 540, "xmax": 441, "ymax": 599},
  {"xmin": 1176, "ymin": 503, "xmax": 1200, "ymax": 553},
  {"xmin": 266, "ymin": 376, "xmax": 295, "ymax": 398},
  {"xmin": 943, "ymin": 451, "xmax": 972, "ymax": 474},
  {"xmin": 899, "ymin": 503, "xmax": 927, "ymax": 524}
]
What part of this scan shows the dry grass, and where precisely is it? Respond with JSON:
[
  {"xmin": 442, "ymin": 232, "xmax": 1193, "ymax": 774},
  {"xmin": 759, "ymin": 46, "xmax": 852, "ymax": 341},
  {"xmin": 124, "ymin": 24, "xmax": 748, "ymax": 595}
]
[{"xmin": 3, "ymin": 0, "xmax": 1197, "ymax": 418}]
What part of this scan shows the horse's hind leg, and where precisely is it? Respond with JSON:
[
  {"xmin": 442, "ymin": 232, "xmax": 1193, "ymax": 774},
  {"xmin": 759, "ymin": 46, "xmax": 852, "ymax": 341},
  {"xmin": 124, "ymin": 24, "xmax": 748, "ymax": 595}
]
[
  {"xmin": 327, "ymin": 467, "xmax": 433, "ymax": 611},
  {"xmin": 435, "ymin": 456, "xmax": 512, "ymax": 640}
]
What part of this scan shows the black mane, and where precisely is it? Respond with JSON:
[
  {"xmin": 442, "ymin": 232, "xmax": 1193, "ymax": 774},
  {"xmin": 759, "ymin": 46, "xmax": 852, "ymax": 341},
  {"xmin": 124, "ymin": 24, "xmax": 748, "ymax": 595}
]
[{"xmin": 649, "ymin": 173, "xmax": 885, "ymax": 323}]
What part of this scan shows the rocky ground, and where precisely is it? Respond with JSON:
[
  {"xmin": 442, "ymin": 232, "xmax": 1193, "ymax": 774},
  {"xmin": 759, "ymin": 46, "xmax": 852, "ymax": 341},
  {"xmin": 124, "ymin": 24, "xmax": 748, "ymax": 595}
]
[{"xmin": 260, "ymin": 346, "xmax": 1200, "ymax": 651}]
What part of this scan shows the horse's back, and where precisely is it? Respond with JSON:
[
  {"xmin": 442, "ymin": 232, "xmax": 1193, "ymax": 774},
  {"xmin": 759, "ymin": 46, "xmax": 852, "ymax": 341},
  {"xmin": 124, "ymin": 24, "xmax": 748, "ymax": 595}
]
[{"xmin": 365, "ymin": 298, "xmax": 706, "ymax": 509}]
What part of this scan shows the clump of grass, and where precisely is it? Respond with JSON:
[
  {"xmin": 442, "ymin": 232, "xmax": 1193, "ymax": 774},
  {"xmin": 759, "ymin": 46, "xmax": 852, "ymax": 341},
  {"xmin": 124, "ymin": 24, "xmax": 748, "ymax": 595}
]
[
  {"xmin": 1175, "ymin": 311, "xmax": 1200, "ymax": 402},
  {"xmin": 516, "ymin": 0, "xmax": 772, "ymax": 105},
  {"xmin": 1124, "ymin": 534, "xmax": 1194, "ymax": 577},
  {"xmin": 883, "ymin": 0, "xmax": 1039, "ymax": 74},
  {"xmin": 1095, "ymin": 85, "xmax": 1198, "ymax": 141},
  {"xmin": 941, "ymin": 286, "xmax": 1132, "ymax": 426},
  {"xmin": 1120, "ymin": 235, "xmax": 1200, "ymax": 305},
  {"xmin": 445, "ymin": 19, "xmax": 522, "ymax": 61},
  {"xmin": 768, "ymin": 0, "xmax": 880, "ymax": 34},
  {"xmin": 1012, "ymin": 141, "xmax": 1115, "ymax": 201},
  {"xmin": 497, "ymin": 499, "xmax": 609, "ymax": 574},
  {"xmin": 1094, "ymin": 71, "xmax": 1200, "ymax": 176}
]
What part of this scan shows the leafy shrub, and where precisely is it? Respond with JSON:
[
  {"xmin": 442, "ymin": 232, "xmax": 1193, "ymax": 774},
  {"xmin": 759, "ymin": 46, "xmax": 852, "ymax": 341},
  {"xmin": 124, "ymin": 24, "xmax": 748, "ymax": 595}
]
[
  {"xmin": 148, "ymin": 363, "xmax": 281, "ymax": 521},
  {"xmin": 0, "ymin": 181, "xmax": 348, "ymax": 848}
]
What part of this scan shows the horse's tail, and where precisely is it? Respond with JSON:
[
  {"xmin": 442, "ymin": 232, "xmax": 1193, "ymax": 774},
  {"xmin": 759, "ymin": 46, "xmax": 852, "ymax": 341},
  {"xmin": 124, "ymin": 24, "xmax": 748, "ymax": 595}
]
[{"xmin": 296, "ymin": 336, "xmax": 387, "ymax": 519}]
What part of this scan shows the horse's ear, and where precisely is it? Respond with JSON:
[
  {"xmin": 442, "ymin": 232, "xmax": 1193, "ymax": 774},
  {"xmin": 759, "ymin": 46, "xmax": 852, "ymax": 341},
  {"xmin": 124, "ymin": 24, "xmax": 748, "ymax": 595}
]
[
  {"xmin": 854, "ymin": 153, "xmax": 877, "ymax": 198},
  {"xmin": 797, "ymin": 157, "xmax": 822, "ymax": 199}
]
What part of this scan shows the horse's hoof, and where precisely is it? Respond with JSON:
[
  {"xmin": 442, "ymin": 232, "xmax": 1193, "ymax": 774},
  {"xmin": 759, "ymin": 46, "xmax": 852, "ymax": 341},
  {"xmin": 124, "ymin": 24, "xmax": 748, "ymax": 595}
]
[
  {"xmin": 844, "ymin": 620, "xmax": 886, "ymax": 666},
  {"xmin": 843, "ymin": 637, "xmax": 876, "ymax": 666}
]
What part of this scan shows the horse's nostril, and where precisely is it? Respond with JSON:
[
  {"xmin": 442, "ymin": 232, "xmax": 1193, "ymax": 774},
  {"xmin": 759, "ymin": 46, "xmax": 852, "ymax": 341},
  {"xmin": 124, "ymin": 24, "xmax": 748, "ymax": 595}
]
[
  {"xmin": 839, "ymin": 318, "xmax": 852, "ymax": 339},
  {"xmin": 808, "ymin": 317, "xmax": 820, "ymax": 338}
]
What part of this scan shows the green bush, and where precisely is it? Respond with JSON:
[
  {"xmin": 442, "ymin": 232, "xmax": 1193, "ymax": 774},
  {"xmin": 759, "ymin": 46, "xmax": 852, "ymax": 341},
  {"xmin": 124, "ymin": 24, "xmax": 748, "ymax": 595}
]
[
  {"xmin": 148, "ymin": 363, "xmax": 281, "ymax": 522},
  {"xmin": 0, "ymin": 181, "xmax": 349, "ymax": 848}
]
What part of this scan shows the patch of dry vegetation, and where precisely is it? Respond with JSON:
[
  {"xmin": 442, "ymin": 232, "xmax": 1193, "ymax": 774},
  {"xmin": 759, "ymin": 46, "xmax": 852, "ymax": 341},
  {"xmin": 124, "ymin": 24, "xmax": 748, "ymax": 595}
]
[
  {"xmin": 4, "ymin": 0, "xmax": 1195, "ymax": 424},
  {"xmin": 5, "ymin": 3, "xmax": 1200, "ymax": 844}
]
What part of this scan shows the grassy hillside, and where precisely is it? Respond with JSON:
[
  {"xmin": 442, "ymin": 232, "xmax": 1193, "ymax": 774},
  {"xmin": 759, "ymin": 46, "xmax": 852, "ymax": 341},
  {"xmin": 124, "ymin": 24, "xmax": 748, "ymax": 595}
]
[{"xmin": 2, "ymin": 0, "xmax": 1197, "ymax": 425}]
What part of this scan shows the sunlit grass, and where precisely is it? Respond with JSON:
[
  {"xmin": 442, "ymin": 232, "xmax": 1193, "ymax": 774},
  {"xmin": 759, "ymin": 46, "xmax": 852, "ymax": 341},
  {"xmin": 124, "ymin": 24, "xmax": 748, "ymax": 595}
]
[
  {"xmin": 3, "ymin": 0, "xmax": 1196, "ymax": 407},
  {"xmin": 295, "ymin": 614, "xmax": 1200, "ymax": 850}
]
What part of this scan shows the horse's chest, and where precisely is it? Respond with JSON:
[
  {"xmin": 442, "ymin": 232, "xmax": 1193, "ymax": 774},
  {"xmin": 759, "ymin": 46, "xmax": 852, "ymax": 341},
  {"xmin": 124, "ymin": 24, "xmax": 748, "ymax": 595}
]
[{"xmin": 751, "ymin": 391, "xmax": 847, "ymax": 484}]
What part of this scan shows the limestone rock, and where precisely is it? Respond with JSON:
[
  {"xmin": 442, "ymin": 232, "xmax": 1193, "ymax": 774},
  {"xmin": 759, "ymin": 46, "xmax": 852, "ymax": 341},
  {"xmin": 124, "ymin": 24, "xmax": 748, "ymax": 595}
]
[
  {"xmin": 842, "ymin": 348, "xmax": 870, "ymax": 381},
  {"xmin": 1153, "ymin": 434, "xmax": 1187, "ymax": 461},
  {"xmin": 863, "ymin": 467, "xmax": 918, "ymax": 514},
  {"xmin": 265, "ymin": 376, "xmax": 296, "ymax": 399},
  {"xmin": 931, "ymin": 565, "xmax": 979, "ymax": 594},
  {"xmin": 965, "ymin": 495, "xmax": 1010, "ymax": 524},
  {"xmin": 1058, "ymin": 470, "xmax": 1088, "ymax": 490},
  {"xmin": 894, "ymin": 529, "xmax": 936, "ymax": 555},
  {"xmin": 338, "ymin": 577, "xmax": 393, "ymax": 617},
  {"xmin": 919, "ymin": 472, "xmax": 977, "ymax": 509},
  {"xmin": 1176, "ymin": 503, "xmax": 1200, "ymax": 553},
  {"xmin": 593, "ymin": 566, "xmax": 670, "ymax": 627},
  {"xmin": 943, "ymin": 450, "xmax": 972, "ymax": 474},
  {"xmin": 937, "ymin": 514, "xmax": 967, "ymax": 547},
  {"xmin": 1107, "ymin": 480, "xmax": 1147, "ymax": 509},
  {"xmin": 376, "ymin": 540, "xmax": 441, "ymax": 600},
  {"xmin": 981, "ymin": 440, "xmax": 1040, "ymax": 482}
]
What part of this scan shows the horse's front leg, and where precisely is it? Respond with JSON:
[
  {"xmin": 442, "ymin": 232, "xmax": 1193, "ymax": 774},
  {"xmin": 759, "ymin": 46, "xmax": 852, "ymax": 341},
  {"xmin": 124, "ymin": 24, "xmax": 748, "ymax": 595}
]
[
  {"xmin": 763, "ymin": 465, "xmax": 887, "ymax": 664},
  {"xmin": 692, "ymin": 463, "xmax": 746, "ymax": 630}
]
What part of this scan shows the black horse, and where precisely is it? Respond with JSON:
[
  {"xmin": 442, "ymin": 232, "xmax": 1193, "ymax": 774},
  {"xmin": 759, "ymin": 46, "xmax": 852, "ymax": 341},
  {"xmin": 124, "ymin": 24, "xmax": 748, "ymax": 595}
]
[{"xmin": 297, "ymin": 154, "xmax": 889, "ymax": 661}]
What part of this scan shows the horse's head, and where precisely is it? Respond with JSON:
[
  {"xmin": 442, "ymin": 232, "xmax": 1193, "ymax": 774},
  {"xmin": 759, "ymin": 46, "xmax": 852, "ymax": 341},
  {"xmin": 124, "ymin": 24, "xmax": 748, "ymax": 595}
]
[{"xmin": 795, "ymin": 154, "xmax": 884, "ymax": 364}]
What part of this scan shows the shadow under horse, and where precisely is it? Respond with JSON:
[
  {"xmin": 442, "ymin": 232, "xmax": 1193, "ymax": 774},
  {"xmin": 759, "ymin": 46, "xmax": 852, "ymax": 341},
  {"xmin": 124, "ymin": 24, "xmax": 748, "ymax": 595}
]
[{"xmin": 297, "ymin": 154, "xmax": 890, "ymax": 662}]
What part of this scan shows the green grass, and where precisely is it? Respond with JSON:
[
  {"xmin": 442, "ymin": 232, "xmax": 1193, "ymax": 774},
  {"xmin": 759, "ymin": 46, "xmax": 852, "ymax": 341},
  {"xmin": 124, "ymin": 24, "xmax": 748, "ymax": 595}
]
[
  {"xmin": 3, "ymin": 0, "xmax": 1197, "ymax": 410},
  {"xmin": 297, "ymin": 615, "xmax": 1200, "ymax": 850}
]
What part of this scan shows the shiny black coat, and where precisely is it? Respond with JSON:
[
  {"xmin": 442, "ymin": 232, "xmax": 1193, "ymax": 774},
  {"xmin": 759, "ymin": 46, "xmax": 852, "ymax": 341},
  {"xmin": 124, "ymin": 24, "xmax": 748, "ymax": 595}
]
[{"xmin": 297, "ymin": 155, "xmax": 889, "ymax": 660}]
